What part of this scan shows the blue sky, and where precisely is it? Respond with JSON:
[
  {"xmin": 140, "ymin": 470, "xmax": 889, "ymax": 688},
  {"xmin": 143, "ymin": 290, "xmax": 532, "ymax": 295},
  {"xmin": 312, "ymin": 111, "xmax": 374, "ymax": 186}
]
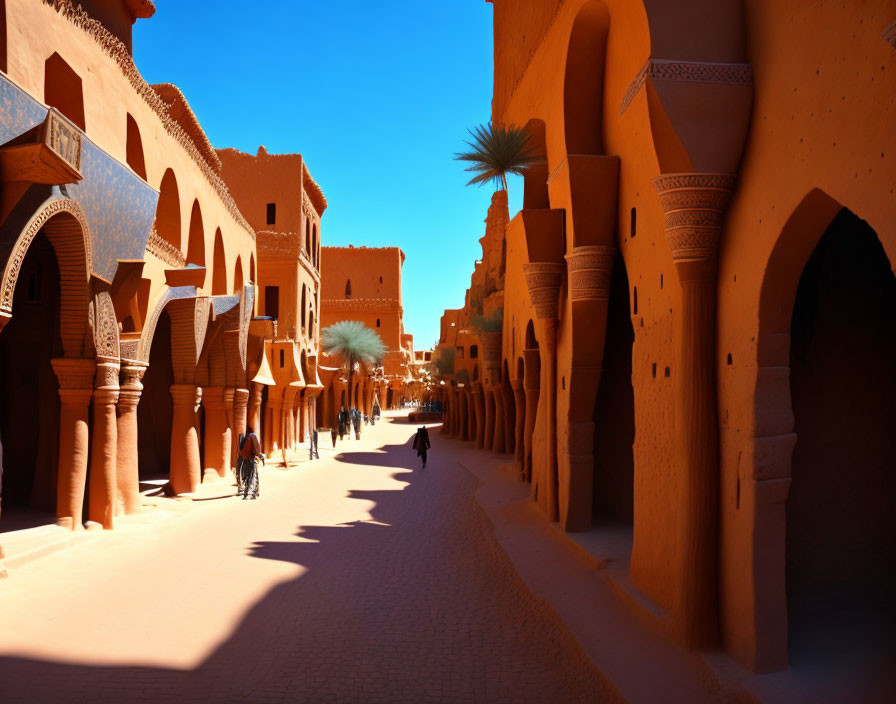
[{"xmin": 134, "ymin": 1, "xmax": 522, "ymax": 350}]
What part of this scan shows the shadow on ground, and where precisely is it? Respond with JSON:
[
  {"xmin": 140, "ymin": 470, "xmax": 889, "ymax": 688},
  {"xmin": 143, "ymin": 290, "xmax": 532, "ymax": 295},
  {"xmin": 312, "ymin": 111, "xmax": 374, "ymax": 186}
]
[{"xmin": 0, "ymin": 425, "xmax": 617, "ymax": 703}]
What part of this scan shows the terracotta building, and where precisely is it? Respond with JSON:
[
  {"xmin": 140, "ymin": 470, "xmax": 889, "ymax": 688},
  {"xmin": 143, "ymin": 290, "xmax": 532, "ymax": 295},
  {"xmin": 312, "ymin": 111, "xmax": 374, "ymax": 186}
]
[
  {"xmin": 319, "ymin": 246, "xmax": 412, "ymax": 421},
  {"xmin": 217, "ymin": 146, "xmax": 326, "ymax": 456},
  {"xmin": 435, "ymin": 0, "xmax": 896, "ymax": 685},
  {"xmin": 0, "ymin": 1, "xmax": 269, "ymax": 559}
]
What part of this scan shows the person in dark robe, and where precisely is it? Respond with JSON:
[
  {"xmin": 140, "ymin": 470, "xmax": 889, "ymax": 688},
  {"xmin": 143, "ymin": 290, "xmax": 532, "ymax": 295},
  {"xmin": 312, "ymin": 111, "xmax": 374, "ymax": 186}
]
[
  {"xmin": 337, "ymin": 407, "xmax": 349, "ymax": 440},
  {"xmin": 237, "ymin": 426, "xmax": 262, "ymax": 500},
  {"xmin": 412, "ymin": 426, "xmax": 431, "ymax": 469},
  {"xmin": 351, "ymin": 408, "xmax": 362, "ymax": 440}
]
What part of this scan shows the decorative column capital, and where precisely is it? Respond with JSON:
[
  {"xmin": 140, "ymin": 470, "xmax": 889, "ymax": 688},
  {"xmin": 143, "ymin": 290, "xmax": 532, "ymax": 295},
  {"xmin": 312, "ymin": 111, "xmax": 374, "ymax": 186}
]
[
  {"xmin": 652, "ymin": 173, "xmax": 736, "ymax": 264},
  {"xmin": 201, "ymin": 386, "xmax": 226, "ymax": 409},
  {"xmin": 233, "ymin": 388, "xmax": 250, "ymax": 404},
  {"xmin": 51, "ymin": 357, "xmax": 96, "ymax": 390},
  {"xmin": 120, "ymin": 361, "xmax": 147, "ymax": 391},
  {"xmin": 94, "ymin": 355, "xmax": 120, "ymax": 392},
  {"xmin": 565, "ymin": 245, "xmax": 615, "ymax": 302},
  {"xmin": 171, "ymin": 384, "xmax": 201, "ymax": 409},
  {"xmin": 523, "ymin": 262, "xmax": 564, "ymax": 320}
]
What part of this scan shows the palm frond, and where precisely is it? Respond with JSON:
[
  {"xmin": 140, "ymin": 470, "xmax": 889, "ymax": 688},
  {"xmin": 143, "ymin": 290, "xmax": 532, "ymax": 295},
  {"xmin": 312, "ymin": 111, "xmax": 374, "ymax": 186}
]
[
  {"xmin": 454, "ymin": 122, "xmax": 542, "ymax": 190},
  {"xmin": 320, "ymin": 320, "xmax": 387, "ymax": 367}
]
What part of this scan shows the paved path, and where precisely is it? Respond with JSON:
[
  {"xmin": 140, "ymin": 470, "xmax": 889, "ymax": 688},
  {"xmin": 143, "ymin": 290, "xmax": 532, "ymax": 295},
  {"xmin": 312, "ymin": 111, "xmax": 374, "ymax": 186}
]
[{"xmin": 0, "ymin": 413, "xmax": 615, "ymax": 703}]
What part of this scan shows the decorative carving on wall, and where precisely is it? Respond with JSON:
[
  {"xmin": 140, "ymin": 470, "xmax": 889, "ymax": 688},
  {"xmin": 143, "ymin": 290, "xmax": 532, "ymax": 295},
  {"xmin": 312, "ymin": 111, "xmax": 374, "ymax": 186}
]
[
  {"xmin": 94, "ymin": 355, "xmax": 121, "ymax": 389},
  {"xmin": 565, "ymin": 245, "xmax": 615, "ymax": 302},
  {"xmin": 46, "ymin": 109, "xmax": 82, "ymax": 174},
  {"xmin": 652, "ymin": 173, "xmax": 737, "ymax": 262},
  {"xmin": 93, "ymin": 290, "xmax": 120, "ymax": 358},
  {"xmin": 1, "ymin": 198, "xmax": 92, "ymax": 315},
  {"xmin": 321, "ymin": 298, "xmax": 401, "ymax": 312},
  {"xmin": 523, "ymin": 262, "xmax": 564, "ymax": 320},
  {"xmin": 146, "ymin": 225, "xmax": 186, "ymax": 267},
  {"xmin": 43, "ymin": 0, "xmax": 255, "ymax": 239},
  {"xmin": 622, "ymin": 59, "xmax": 753, "ymax": 114}
]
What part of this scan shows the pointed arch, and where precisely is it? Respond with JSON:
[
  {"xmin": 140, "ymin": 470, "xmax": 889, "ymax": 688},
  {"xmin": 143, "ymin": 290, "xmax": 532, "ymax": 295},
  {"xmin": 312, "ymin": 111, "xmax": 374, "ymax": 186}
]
[
  {"xmin": 44, "ymin": 52, "xmax": 85, "ymax": 131},
  {"xmin": 186, "ymin": 199, "xmax": 205, "ymax": 267},
  {"xmin": 249, "ymin": 253, "xmax": 256, "ymax": 284},
  {"xmin": 212, "ymin": 228, "xmax": 226, "ymax": 295},
  {"xmin": 156, "ymin": 168, "xmax": 181, "ymax": 250},
  {"xmin": 126, "ymin": 114, "xmax": 147, "ymax": 180},
  {"xmin": 234, "ymin": 254, "xmax": 243, "ymax": 293}
]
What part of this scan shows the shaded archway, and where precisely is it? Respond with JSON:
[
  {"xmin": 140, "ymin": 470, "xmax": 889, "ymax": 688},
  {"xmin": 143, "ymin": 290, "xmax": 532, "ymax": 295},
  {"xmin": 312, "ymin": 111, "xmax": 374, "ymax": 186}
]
[
  {"xmin": 785, "ymin": 209, "xmax": 896, "ymax": 674},
  {"xmin": 44, "ymin": 52, "xmax": 85, "ymax": 130},
  {"xmin": 186, "ymin": 200, "xmax": 205, "ymax": 268},
  {"xmin": 138, "ymin": 309, "xmax": 174, "ymax": 483},
  {"xmin": 0, "ymin": 230, "xmax": 62, "ymax": 527},
  {"xmin": 212, "ymin": 228, "xmax": 226, "ymax": 295},
  {"xmin": 156, "ymin": 169, "xmax": 181, "ymax": 250},
  {"xmin": 126, "ymin": 113, "xmax": 147, "ymax": 180},
  {"xmin": 563, "ymin": 1, "xmax": 610, "ymax": 155},
  {"xmin": 234, "ymin": 255, "xmax": 243, "ymax": 294},
  {"xmin": 249, "ymin": 254, "xmax": 256, "ymax": 283},
  {"xmin": 592, "ymin": 253, "xmax": 634, "ymax": 525},
  {"xmin": 523, "ymin": 119, "xmax": 549, "ymax": 209},
  {"xmin": 312, "ymin": 223, "xmax": 319, "ymax": 267}
]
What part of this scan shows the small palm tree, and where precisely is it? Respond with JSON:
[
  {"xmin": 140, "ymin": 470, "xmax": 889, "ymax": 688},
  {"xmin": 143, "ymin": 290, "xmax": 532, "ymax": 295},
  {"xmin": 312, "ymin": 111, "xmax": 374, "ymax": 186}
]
[
  {"xmin": 454, "ymin": 122, "xmax": 540, "ymax": 192},
  {"xmin": 321, "ymin": 320, "xmax": 386, "ymax": 412}
]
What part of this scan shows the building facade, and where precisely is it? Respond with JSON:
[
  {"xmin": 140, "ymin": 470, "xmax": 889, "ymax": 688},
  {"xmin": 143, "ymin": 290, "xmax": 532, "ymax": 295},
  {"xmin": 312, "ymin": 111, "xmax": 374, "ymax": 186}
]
[
  {"xmin": 319, "ymin": 245, "xmax": 412, "ymax": 422},
  {"xmin": 0, "ymin": 1, "xmax": 288, "ymax": 559},
  {"xmin": 435, "ymin": 0, "xmax": 896, "ymax": 680},
  {"xmin": 218, "ymin": 146, "xmax": 326, "ymax": 456}
]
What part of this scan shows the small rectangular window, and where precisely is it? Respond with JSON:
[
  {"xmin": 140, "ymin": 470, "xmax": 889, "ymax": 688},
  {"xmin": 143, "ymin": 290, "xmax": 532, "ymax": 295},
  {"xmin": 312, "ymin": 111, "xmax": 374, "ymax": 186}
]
[
  {"xmin": 456, "ymin": 347, "xmax": 465, "ymax": 359},
  {"xmin": 266, "ymin": 203, "xmax": 276, "ymax": 225},
  {"xmin": 265, "ymin": 285, "xmax": 279, "ymax": 319}
]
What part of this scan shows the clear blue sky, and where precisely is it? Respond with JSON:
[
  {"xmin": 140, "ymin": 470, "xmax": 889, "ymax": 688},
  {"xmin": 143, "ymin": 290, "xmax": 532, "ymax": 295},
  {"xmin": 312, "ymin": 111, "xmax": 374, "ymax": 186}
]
[{"xmin": 134, "ymin": 1, "xmax": 522, "ymax": 350}]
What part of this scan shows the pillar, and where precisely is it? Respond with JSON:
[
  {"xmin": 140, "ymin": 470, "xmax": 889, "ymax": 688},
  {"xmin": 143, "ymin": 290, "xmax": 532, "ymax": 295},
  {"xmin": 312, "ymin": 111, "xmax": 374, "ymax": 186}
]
[
  {"xmin": 248, "ymin": 382, "xmax": 264, "ymax": 436},
  {"xmin": 89, "ymin": 356, "xmax": 119, "ymax": 528},
  {"xmin": 523, "ymin": 262, "xmax": 562, "ymax": 521},
  {"xmin": 201, "ymin": 387, "xmax": 230, "ymax": 481},
  {"xmin": 511, "ymin": 379, "xmax": 526, "ymax": 478},
  {"xmin": 269, "ymin": 388, "xmax": 282, "ymax": 452},
  {"xmin": 473, "ymin": 382, "xmax": 485, "ymax": 448},
  {"xmin": 51, "ymin": 358, "xmax": 95, "ymax": 530},
  {"xmin": 232, "ymin": 387, "xmax": 249, "ymax": 462},
  {"xmin": 522, "ymin": 349, "xmax": 541, "ymax": 486},
  {"xmin": 492, "ymin": 386, "xmax": 506, "ymax": 453},
  {"xmin": 653, "ymin": 173, "xmax": 735, "ymax": 649},
  {"xmin": 170, "ymin": 384, "xmax": 202, "ymax": 495},
  {"xmin": 116, "ymin": 361, "xmax": 146, "ymax": 515}
]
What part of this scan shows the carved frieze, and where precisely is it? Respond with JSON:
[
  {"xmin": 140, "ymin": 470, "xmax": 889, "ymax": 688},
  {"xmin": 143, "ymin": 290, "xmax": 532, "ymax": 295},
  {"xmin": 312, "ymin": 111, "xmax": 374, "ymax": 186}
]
[
  {"xmin": 652, "ymin": 173, "xmax": 736, "ymax": 262},
  {"xmin": 523, "ymin": 262, "xmax": 563, "ymax": 320},
  {"xmin": 622, "ymin": 59, "xmax": 753, "ymax": 114},
  {"xmin": 146, "ymin": 226, "xmax": 186, "ymax": 268},
  {"xmin": 565, "ymin": 245, "xmax": 615, "ymax": 302}
]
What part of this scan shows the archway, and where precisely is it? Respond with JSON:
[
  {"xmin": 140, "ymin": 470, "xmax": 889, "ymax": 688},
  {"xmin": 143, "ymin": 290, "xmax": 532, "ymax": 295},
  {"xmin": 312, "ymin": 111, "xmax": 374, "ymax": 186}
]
[
  {"xmin": 563, "ymin": 1, "xmax": 609, "ymax": 155},
  {"xmin": 234, "ymin": 255, "xmax": 243, "ymax": 294},
  {"xmin": 212, "ymin": 228, "xmax": 226, "ymax": 295},
  {"xmin": 0, "ymin": 230, "xmax": 62, "ymax": 528},
  {"xmin": 249, "ymin": 254, "xmax": 256, "ymax": 284},
  {"xmin": 45, "ymin": 52, "xmax": 85, "ymax": 130},
  {"xmin": 137, "ymin": 310, "xmax": 174, "ymax": 485},
  {"xmin": 186, "ymin": 200, "xmax": 205, "ymax": 268},
  {"xmin": 785, "ymin": 208, "xmax": 896, "ymax": 673},
  {"xmin": 592, "ymin": 253, "xmax": 634, "ymax": 527},
  {"xmin": 523, "ymin": 119, "xmax": 549, "ymax": 209},
  {"xmin": 126, "ymin": 114, "xmax": 147, "ymax": 180},
  {"xmin": 156, "ymin": 169, "xmax": 181, "ymax": 250}
]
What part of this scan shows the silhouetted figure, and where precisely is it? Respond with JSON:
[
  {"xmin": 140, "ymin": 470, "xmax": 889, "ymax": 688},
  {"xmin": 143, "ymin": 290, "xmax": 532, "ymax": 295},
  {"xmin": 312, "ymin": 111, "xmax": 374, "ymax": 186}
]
[
  {"xmin": 413, "ymin": 426, "xmax": 431, "ymax": 469},
  {"xmin": 352, "ymin": 408, "xmax": 362, "ymax": 440},
  {"xmin": 309, "ymin": 429, "xmax": 319, "ymax": 460},
  {"xmin": 237, "ymin": 426, "xmax": 262, "ymax": 500},
  {"xmin": 337, "ymin": 408, "xmax": 349, "ymax": 440}
]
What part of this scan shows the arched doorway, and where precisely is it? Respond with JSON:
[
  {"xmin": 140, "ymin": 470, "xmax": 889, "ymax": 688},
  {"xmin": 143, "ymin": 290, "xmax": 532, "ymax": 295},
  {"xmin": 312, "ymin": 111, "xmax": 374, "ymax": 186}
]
[
  {"xmin": 0, "ymin": 231, "xmax": 62, "ymax": 528},
  {"xmin": 137, "ymin": 310, "xmax": 174, "ymax": 487},
  {"xmin": 592, "ymin": 253, "xmax": 634, "ymax": 526},
  {"xmin": 786, "ymin": 208, "xmax": 896, "ymax": 673}
]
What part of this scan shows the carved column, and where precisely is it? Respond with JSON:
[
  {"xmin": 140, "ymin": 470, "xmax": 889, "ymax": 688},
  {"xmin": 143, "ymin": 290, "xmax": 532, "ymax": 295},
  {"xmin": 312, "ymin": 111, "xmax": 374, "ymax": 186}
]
[
  {"xmin": 562, "ymin": 245, "xmax": 615, "ymax": 531},
  {"xmin": 201, "ymin": 387, "xmax": 230, "ymax": 481},
  {"xmin": 89, "ymin": 356, "xmax": 119, "ymax": 529},
  {"xmin": 170, "ymin": 384, "xmax": 202, "ymax": 495},
  {"xmin": 232, "ymin": 387, "xmax": 250, "ymax": 461},
  {"xmin": 247, "ymin": 382, "xmax": 264, "ymax": 437},
  {"xmin": 523, "ymin": 262, "xmax": 563, "ymax": 521},
  {"xmin": 653, "ymin": 173, "xmax": 735, "ymax": 649},
  {"xmin": 117, "ymin": 361, "xmax": 146, "ymax": 515},
  {"xmin": 492, "ymin": 386, "xmax": 506, "ymax": 453},
  {"xmin": 522, "ymin": 348, "xmax": 541, "ymax": 486},
  {"xmin": 51, "ymin": 358, "xmax": 95, "ymax": 530},
  {"xmin": 511, "ymin": 378, "xmax": 526, "ymax": 477}
]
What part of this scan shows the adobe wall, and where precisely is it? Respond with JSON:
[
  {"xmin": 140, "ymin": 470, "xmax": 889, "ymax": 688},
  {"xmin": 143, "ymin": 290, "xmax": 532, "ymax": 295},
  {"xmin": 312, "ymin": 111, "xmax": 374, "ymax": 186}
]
[{"xmin": 218, "ymin": 148, "xmax": 304, "ymax": 234}]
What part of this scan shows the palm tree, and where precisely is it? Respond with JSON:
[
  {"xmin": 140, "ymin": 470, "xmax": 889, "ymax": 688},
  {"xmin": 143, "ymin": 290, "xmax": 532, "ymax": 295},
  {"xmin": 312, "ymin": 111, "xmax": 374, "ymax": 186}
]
[
  {"xmin": 320, "ymin": 320, "xmax": 386, "ymax": 413},
  {"xmin": 454, "ymin": 122, "xmax": 541, "ymax": 192}
]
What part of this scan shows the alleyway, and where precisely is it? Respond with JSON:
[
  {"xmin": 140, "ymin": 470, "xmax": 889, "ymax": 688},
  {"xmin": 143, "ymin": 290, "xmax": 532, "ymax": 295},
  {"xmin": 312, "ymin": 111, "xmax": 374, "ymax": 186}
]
[{"xmin": 0, "ymin": 413, "xmax": 614, "ymax": 704}]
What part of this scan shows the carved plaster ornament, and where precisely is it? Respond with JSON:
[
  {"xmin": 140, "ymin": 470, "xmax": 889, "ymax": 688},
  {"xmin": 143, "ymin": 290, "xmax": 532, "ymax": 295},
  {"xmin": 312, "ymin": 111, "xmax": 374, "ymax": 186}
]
[{"xmin": 565, "ymin": 245, "xmax": 615, "ymax": 302}]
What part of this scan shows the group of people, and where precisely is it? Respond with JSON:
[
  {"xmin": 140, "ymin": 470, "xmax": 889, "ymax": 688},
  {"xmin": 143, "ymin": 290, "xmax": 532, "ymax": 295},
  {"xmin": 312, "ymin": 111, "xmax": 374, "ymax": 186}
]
[{"xmin": 233, "ymin": 409, "xmax": 434, "ymax": 504}]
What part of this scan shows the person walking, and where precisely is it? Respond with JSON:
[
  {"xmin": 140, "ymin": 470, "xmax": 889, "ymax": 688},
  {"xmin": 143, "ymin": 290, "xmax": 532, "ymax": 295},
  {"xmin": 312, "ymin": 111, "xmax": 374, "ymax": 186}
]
[
  {"xmin": 352, "ymin": 408, "xmax": 362, "ymax": 440},
  {"xmin": 412, "ymin": 426, "xmax": 431, "ymax": 469},
  {"xmin": 237, "ymin": 426, "xmax": 262, "ymax": 500}
]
